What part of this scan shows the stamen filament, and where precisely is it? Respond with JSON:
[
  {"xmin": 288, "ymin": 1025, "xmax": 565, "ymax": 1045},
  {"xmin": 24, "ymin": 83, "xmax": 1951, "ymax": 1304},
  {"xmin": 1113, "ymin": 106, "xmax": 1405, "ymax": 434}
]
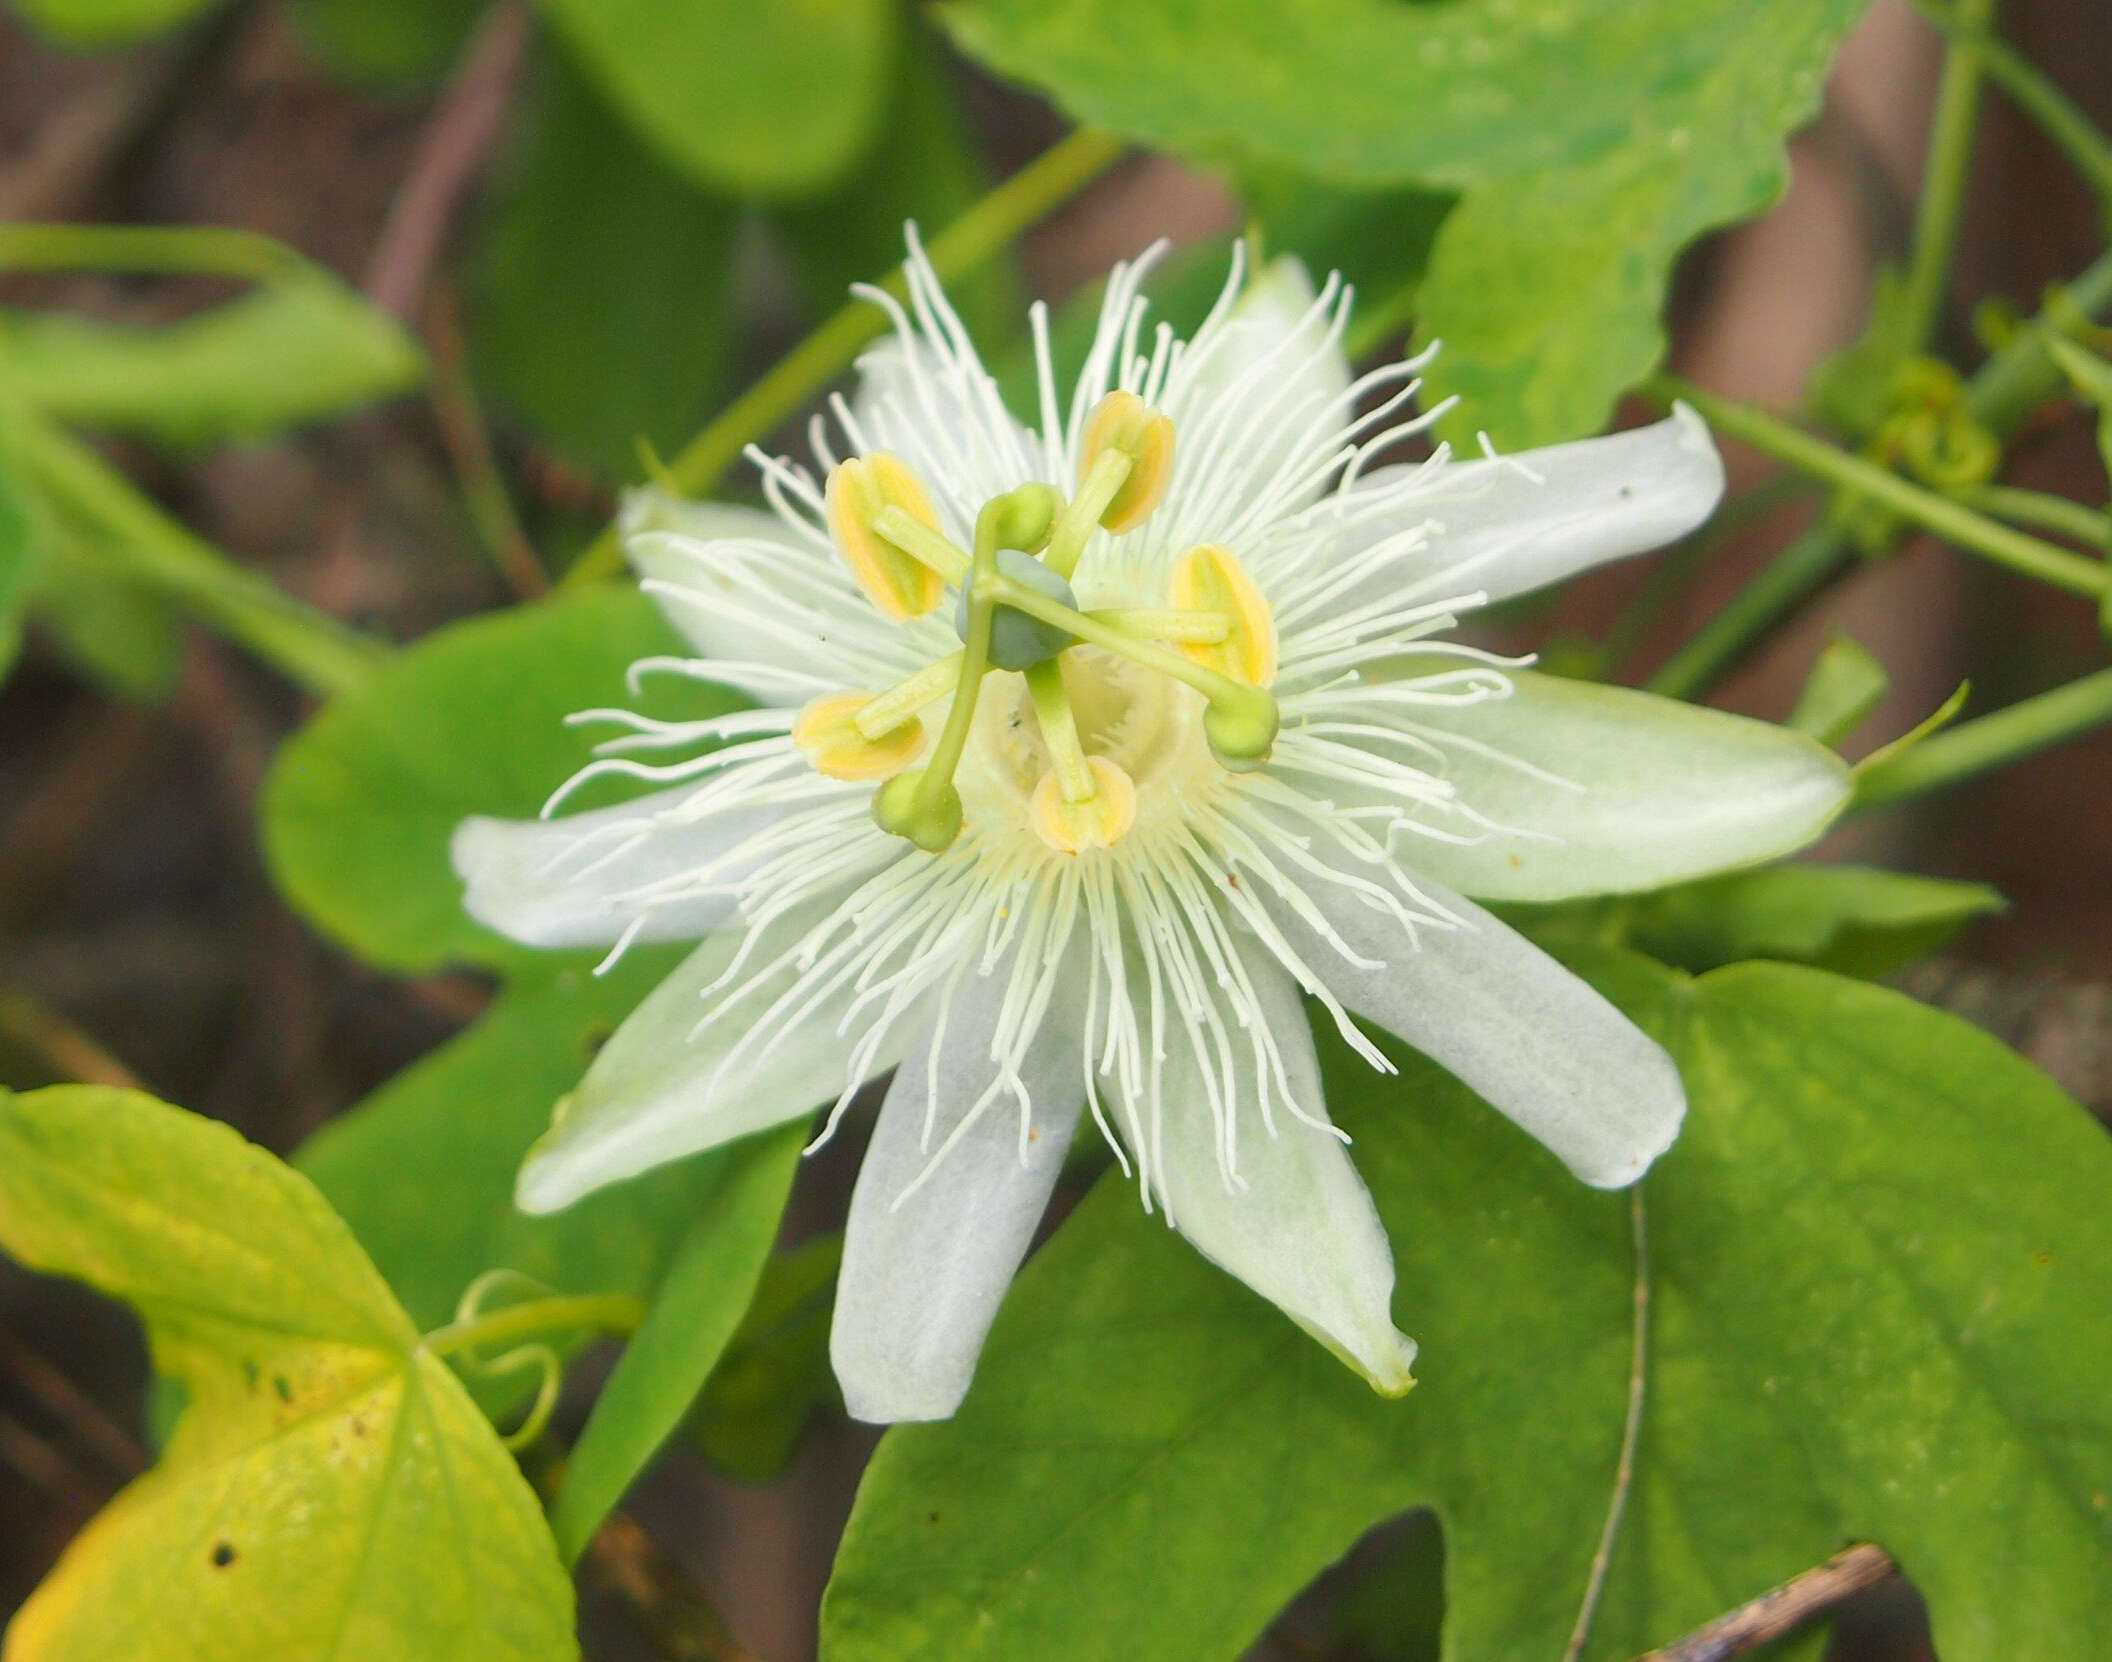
[
  {"xmin": 1026, "ymin": 658, "xmax": 1097, "ymax": 802},
  {"xmin": 874, "ymin": 505, "xmax": 972, "ymax": 583},
  {"xmin": 1089, "ymin": 607, "xmax": 1233, "ymax": 644},
  {"xmin": 855, "ymin": 651, "xmax": 963, "ymax": 740},
  {"xmin": 1045, "ymin": 449, "xmax": 1131, "ymax": 579}
]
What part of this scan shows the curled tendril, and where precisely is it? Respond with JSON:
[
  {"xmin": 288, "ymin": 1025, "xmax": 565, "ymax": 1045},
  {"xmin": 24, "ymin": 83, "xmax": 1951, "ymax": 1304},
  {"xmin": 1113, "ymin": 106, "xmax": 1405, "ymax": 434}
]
[{"xmin": 448, "ymin": 1270, "xmax": 567, "ymax": 1452}]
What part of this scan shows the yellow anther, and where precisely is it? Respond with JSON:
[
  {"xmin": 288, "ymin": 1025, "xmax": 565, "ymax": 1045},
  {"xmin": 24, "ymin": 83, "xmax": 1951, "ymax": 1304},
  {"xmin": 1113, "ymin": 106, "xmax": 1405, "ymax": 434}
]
[
  {"xmin": 793, "ymin": 691, "xmax": 927, "ymax": 781},
  {"xmin": 1079, "ymin": 391, "xmax": 1175, "ymax": 533},
  {"xmin": 1170, "ymin": 544, "xmax": 1276, "ymax": 687},
  {"xmin": 825, "ymin": 452, "xmax": 947, "ymax": 619},
  {"xmin": 1031, "ymin": 756, "xmax": 1137, "ymax": 854}
]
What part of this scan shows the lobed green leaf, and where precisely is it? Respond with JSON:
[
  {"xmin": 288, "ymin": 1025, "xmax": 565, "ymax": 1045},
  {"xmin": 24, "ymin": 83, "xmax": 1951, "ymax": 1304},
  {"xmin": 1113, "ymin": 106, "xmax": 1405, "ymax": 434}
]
[
  {"xmin": 261, "ymin": 585, "xmax": 733, "ymax": 976},
  {"xmin": 823, "ymin": 952, "xmax": 2112, "ymax": 1660},
  {"xmin": 942, "ymin": 0, "xmax": 1867, "ymax": 444},
  {"xmin": 0, "ymin": 1086, "xmax": 575, "ymax": 1662}
]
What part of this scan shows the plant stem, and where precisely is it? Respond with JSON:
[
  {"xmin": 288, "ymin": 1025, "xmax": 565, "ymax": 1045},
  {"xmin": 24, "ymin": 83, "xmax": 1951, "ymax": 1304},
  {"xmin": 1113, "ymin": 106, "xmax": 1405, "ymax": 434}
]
[
  {"xmin": 17, "ymin": 415, "xmax": 386, "ymax": 698},
  {"xmin": 421, "ymin": 1292, "xmax": 647, "ymax": 1359},
  {"xmin": 559, "ymin": 128, "xmax": 1126, "ymax": 588},
  {"xmin": 1646, "ymin": 522, "xmax": 1846, "ymax": 700},
  {"xmin": 1968, "ymin": 249, "xmax": 2112, "ymax": 430},
  {"xmin": 1956, "ymin": 482, "xmax": 2112, "ymax": 549},
  {"xmin": 1654, "ymin": 376, "xmax": 2106, "ymax": 597},
  {"xmin": 1911, "ymin": 0, "xmax": 2112, "ymax": 213},
  {"xmin": 1853, "ymin": 664, "xmax": 2112, "ymax": 806},
  {"xmin": 1899, "ymin": 0, "xmax": 1997, "ymax": 352},
  {"xmin": 1644, "ymin": 256, "xmax": 2112, "ymax": 700}
]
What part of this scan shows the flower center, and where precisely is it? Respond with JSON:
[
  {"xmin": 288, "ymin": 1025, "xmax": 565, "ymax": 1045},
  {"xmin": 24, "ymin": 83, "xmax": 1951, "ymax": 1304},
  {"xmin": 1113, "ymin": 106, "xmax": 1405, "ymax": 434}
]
[{"xmin": 798, "ymin": 394, "xmax": 1281, "ymax": 857}]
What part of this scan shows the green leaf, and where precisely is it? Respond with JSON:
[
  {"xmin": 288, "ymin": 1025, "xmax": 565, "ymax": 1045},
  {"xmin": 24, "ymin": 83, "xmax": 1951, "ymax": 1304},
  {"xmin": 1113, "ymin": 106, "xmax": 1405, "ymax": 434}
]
[
  {"xmin": 298, "ymin": 956, "xmax": 717, "ymax": 1335},
  {"xmin": 29, "ymin": 514, "xmax": 184, "ymax": 701},
  {"xmin": 1787, "ymin": 633, "xmax": 1889, "ymax": 747},
  {"xmin": 261, "ymin": 584, "xmax": 730, "ymax": 976},
  {"xmin": 691, "ymin": 1235, "xmax": 842, "ymax": 1484},
  {"xmin": 942, "ymin": 0, "xmax": 1866, "ymax": 444},
  {"xmin": 1809, "ymin": 266, "xmax": 1918, "ymax": 440},
  {"xmin": 538, "ymin": 0, "xmax": 896, "ymax": 199},
  {"xmin": 2, "ymin": 269, "xmax": 425, "ymax": 447},
  {"xmin": 470, "ymin": 42, "xmax": 741, "ymax": 481},
  {"xmin": 1623, "ymin": 864, "xmax": 2006, "ymax": 978},
  {"xmin": 551, "ymin": 1123, "xmax": 805, "ymax": 1562},
  {"xmin": 822, "ymin": 953, "xmax": 2112, "ymax": 1661},
  {"xmin": 772, "ymin": 19, "xmax": 1014, "ymax": 344},
  {"xmin": 7, "ymin": 0, "xmax": 216, "ymax": 47},
  {"xmin": 0, "ymin": 1085, "xmax": 575, "ymax": 1661},
  {"xmin": 1853, "ymin": 678, "xmax": 1971, "ymax": 780},
  {"xmin": 284, "ymin": 0, "xmax": 479, "ymax": 85}
]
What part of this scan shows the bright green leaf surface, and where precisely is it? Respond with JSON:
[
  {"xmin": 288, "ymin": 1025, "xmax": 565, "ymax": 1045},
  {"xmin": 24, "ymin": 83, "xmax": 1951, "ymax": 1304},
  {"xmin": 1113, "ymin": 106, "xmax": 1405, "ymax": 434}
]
[
  {"xmin": 772, "ymin": 20, "xmax": 1014, "ymax": 345},
  {"xmin": 691, "ymin": 1235, "xmax": 843, "ymax": 1484},
  {"xmin": 0, "ymin": 1086, "xmax": 575, "ymax": 1662},
  {"xmin": 1624, "ymin": 864, "xmax": 2005, "ymax": 977},
  {"xmin": 261, "ymin": 585, "xmax": 730, "ymax": 975},
  {"xmin": 1788, "ymin": 634, "xmax": 1890, "ymax": 747},
  {"xmin": 2, "ymin": 271, "xmax": 425, "ymax": 447},
  {"xmin": 8, "ymin": 0, "xmax": 216, "ymax": 47},
  {"xmin": 823, "ymin": 955, "xmax": 2112, "ymax": 1661},
  {"xmin": 551, "ymin": 1123, "xmax": 806, "ymax": 1562},
  {"xmin": 942, "ymin": 0, "xmax": 1866, "ymax": 443},
  {"xmin": 299, "ymin": 956, "xmax": 711, "ymax": 1334},
  {"xmin": 29, "ymin": 514, "xmax": 184, "ymax": 701},
  {"xmin": 284, "ymin": 0, "xmax": 479, "ymax": 85},
  {"xmin": 471, "ymin": 44, "xmax": 740, "ymax": 481},
  {"xmin": 539, "ymin": 0, "xmax": 895, "ymax": 199}
]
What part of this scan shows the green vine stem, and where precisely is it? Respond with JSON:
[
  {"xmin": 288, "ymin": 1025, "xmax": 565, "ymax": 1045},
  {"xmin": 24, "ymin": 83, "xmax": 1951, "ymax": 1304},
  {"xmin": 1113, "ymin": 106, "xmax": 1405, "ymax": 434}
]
[
  {"xmin": 1911, "ymin": 0, "xmax": 2112, "ymax": 214},
  {"xmin": 15, "ymin": 411, "xmax": 386, "ymax": 699},
  {"xmin": 1899, "ymin": 0, "xmax": 1998, "ymax": 352},
  {"xmin": 1647, "ymin": 522, "xmax": 1844, "ymax": 701},
  {"xmin": 1647, "ymin": 252, "xmax": 2112, "ymax": 700},
  {"xmin": 1853, "ymin": 664, "xmax": 2112, "ymax": 806},
  {"xmin": 1653, "ymin": 375, "xmax": 2106, "ymax": 596},
  {"xmin": 559, "ymin": 127, "xmax": 1126, "ymax": 588},
  {"xmin": 420, "ymin": 1292, "xmax": 647, "ymax": 1359},
  {"xmin": 1956, "ymin": 483, "xmax": 2112, "ymax": 550}
]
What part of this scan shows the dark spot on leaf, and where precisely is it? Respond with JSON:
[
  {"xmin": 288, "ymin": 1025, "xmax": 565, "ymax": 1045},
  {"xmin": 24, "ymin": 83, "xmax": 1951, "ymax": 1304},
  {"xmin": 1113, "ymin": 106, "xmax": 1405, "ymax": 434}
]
[
  {"xmin": 211, "ymin": 1542, "xmax": 237, "ymax": 1569},
  {"xmin": 1507, "ymin": 853, "xmax": 1523, "ymax": 868},
  {"xmin": 581, "ymin": 1021, "xmax": 616, "ymax": 1062},
  {"xmin": 273, "ymin": 1375, "xmax": 294, "ymax": 1404},
  {"xmin": 927, "ymin": 1511, "xmax": 940, "ymax": 1525},
  {"xmin": 242, "ymin": 1359, "xmax": 259, "ymax": 1390},
  {"xmin": 2034, "ymin": 1250, "xmax": 2054, "ymax": 1267},
  {"xmin": 1619, "ymin": 485, "xmax": 1634, "ymax": 498}
]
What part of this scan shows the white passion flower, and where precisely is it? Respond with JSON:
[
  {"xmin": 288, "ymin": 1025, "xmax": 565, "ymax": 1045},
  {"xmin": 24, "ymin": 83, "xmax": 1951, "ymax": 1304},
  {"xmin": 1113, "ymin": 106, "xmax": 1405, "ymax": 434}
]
[{"xmin": 453, "ymin": 235, "xmax": 1851, "ymax": 1423}]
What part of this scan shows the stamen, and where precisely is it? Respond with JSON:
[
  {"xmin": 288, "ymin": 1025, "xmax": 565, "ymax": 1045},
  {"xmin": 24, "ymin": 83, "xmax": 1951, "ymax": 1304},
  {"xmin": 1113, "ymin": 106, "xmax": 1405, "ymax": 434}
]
[
  {"xmin": 853, "ymin": 652, "xmax": 963, "ymax": 741},
  {"xmin": 872, "ymin": 505, "xmax": 970, "ymax": 584},
  {"xmin": 825, "ymin": 452, "xmax": 949, "ymax": 617},
  {"xmin": 793, "ymin": 692, "xmax": 927, "ymax": 780},
  {"xmin": 1170, "ymin": 544, "xmax": 1277, "ymax": 687},
  {"xmin": 1033, "ymin": 757, "xmax": 1137, "ymax": 853},
  {"xmin": 1088, "ymin": 607, "xmax": 1233, "ymax": 644}
]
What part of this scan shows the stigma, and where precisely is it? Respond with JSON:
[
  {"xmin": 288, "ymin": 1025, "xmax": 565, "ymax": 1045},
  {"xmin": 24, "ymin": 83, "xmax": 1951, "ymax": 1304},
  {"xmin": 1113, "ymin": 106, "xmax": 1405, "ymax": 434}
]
[{"xmin": 802, "ymin": 395, "xmax": 1280, "ymax": 857}]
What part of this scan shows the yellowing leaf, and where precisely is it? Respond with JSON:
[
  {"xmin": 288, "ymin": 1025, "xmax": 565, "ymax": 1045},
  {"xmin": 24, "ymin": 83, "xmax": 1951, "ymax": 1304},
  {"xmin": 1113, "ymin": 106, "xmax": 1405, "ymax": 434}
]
[{"xmin": 0, "ymin": 1086, "xmax": 576, "ymax": 1662}]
